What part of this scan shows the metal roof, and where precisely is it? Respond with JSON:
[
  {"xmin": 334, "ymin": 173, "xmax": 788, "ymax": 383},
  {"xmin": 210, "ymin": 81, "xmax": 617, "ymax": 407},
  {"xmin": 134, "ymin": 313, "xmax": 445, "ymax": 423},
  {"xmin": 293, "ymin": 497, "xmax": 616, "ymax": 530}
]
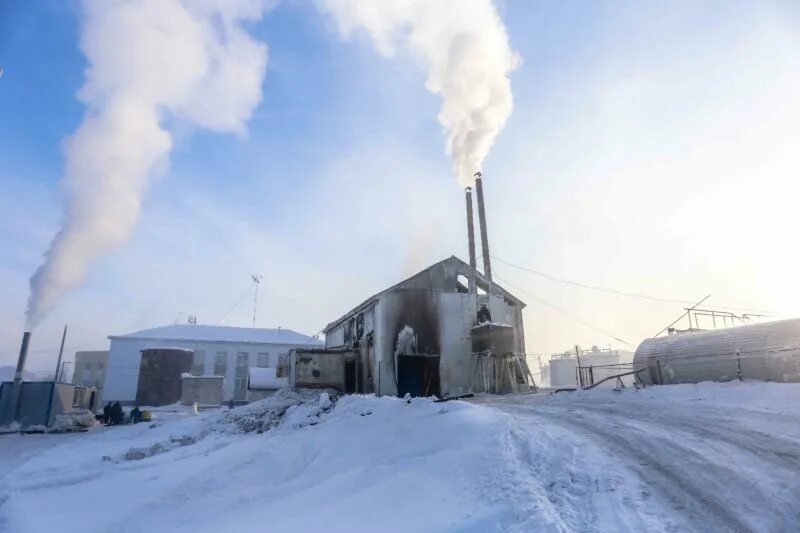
[
  {"xmin": 323, "ymin": 255, "xmax": 526, "ymax": 333},
  {"xmin": 109, "ymin": 324, "xmax": 323, "ymax": 346}
]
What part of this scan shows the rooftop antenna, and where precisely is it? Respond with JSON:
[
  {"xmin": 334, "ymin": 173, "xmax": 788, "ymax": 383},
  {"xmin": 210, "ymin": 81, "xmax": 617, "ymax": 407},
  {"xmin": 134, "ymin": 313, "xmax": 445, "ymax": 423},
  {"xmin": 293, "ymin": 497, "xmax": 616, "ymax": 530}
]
[{"xmin": 251, "ymin": 274, "xmax": 263, "ymax": 328}]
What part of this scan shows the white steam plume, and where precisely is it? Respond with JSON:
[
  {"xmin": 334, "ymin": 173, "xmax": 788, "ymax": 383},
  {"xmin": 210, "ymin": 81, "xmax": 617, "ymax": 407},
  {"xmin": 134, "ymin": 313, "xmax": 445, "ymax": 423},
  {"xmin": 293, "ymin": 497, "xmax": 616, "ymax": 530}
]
[
  {"xmin": 317, "ymin": 0, "xmax": 519, "ymax": 186},
  {"xmin": 26, "ymin": 0, "xmax": 270, "ymax": 328}
]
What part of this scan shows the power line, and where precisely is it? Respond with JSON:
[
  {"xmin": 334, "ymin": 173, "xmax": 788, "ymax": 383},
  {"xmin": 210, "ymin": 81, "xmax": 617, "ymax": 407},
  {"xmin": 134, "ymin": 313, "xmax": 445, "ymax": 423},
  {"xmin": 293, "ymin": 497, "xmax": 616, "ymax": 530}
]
[
  {"xmin": 491, "ymin": 255, "xmax": 773, "ymax": 314},
  {"xmin": 214, "ymin": 284, "xmax": 255, "ymax": 326},
  {"xmin": 494, "ymin": 273, "xmax": 633, "ymax": 347}
]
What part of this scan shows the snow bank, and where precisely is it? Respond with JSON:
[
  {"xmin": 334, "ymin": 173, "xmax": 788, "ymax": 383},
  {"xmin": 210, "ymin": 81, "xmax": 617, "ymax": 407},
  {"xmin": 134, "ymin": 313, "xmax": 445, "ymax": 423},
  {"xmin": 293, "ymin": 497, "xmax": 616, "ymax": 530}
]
[{"xmin": 0, "ymin": 392, "xmax": 517, "ymax": 532}]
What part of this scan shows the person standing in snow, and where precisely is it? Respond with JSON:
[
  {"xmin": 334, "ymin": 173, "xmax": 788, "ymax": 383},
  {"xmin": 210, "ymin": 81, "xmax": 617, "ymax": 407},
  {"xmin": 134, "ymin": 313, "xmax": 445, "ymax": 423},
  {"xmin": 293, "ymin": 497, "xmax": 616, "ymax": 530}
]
[
  {"xmin": 102, "ymin": 402, "xmax": 112, "ymax": 425},
  {"xmin": 111, "ymin": 401, "xmax": 123, "ymax": 425}
]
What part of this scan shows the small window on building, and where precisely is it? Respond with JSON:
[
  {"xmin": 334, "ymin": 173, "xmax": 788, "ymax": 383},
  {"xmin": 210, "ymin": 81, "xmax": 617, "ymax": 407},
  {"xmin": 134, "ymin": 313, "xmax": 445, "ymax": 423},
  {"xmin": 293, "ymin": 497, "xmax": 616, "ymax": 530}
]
[
  {"xmin": 457, "ymin": 274, "xmax": 469, "ymax": 293},
  {"xmin": 276, "ymin": 353, "xmax": 289, "ymax": 378},
  {"xmin": 257, "ymin": 352, "xmax": 270, "ymax": 367},
  {"xmin": 192, "ymin": 351, "xmax": 206, "ymax": 376},
  {"xmin": 214, "ymin": 352, "xmax": 228, "ymax": 376},
  {"xmin": 236, "ymin": 352, "xmax": 249, "ymax": 377}
]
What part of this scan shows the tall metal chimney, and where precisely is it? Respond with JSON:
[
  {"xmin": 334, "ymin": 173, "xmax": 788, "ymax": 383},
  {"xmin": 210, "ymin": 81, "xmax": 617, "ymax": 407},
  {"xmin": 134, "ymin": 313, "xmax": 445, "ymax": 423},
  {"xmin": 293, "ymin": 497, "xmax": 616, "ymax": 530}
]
[
  {"xmin": 14, "ymin": 331, "xmax": 31, "ymax": 385},
  {"xmin": 465, "ymin": 187, "xmax": 477, "ymax": 294},
  {"xmin": 1, "ymin": 331, "xmax": 31, "ymax": 426},
  {"xmin": 474, "ymin": 172, "xmax": 492, "ymax": 281}
]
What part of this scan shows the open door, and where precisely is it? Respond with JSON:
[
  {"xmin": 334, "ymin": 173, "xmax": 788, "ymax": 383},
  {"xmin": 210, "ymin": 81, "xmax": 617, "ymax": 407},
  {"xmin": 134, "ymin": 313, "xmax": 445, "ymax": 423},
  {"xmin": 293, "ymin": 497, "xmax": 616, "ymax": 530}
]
[{"xmin": 396, "ymin": 355, "xmax": 440, "ymax": 397}]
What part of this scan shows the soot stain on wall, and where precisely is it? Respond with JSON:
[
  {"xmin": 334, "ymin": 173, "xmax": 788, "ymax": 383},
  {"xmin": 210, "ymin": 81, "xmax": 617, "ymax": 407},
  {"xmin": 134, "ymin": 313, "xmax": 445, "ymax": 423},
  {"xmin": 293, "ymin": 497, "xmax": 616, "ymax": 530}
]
[{"xmin": 391, "ymin": 289, "xmax": 441, "ymax": 355}]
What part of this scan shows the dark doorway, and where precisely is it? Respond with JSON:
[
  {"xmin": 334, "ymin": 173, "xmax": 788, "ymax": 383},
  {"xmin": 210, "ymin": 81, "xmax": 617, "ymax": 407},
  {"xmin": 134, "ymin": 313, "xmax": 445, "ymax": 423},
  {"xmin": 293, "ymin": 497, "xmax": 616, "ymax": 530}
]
[
  {"xmin": 344, "ymin": 359, "xmax": 357, "ymax": 394},
  {"xmin": 397, "ymin": 355, "xmax": 440, "ymax": 397}
]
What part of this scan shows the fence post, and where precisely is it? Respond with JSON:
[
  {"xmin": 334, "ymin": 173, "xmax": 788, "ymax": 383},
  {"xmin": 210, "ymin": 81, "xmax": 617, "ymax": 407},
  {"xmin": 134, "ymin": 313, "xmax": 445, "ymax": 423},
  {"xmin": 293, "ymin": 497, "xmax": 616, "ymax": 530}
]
[
  {"xmin": 737, "ymin": 351, "xmax": 742, "ymax": 381},
  {"xmin": 589, "ymin": 365, "xmax": 594, "ymax": 387}
]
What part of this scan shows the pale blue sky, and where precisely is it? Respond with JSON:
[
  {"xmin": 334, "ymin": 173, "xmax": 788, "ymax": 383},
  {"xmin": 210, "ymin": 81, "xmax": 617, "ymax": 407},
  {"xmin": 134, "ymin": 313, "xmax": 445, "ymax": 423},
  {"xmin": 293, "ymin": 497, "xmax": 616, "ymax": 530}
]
[{"xmin": 1, "ymin": 1, "xmax": 799, "ymax": 369}]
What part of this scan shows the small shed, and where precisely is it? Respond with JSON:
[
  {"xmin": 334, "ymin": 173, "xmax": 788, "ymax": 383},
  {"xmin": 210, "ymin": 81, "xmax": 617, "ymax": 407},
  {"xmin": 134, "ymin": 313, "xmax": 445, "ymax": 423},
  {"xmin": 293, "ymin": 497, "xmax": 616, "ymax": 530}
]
[
  {"xmin": 289, "ymin": 348, "xmax": 359, "ymax": 394},
  {"xmin": 0, "ymin": 381, "xmax": 82, "ymax": 428},
  {"xmin": 180, "ymin": 375, "xmax": 224, "ymax": 407},
  {"xmin": 247, "ymin": 367, "xmax": 288, "ymax": 401}
]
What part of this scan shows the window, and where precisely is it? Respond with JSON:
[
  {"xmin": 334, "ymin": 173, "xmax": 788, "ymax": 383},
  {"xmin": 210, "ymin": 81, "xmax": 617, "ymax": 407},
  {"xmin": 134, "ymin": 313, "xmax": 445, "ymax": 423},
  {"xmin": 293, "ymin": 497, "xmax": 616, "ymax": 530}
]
[
  {"xmin": 214, "ymin": 352, "xmax": 228, "ymax": 376},
  {"xmin": 276, "ymin": 353, "xmax": 289, "ymax": 378},
  {"xmin": 257, "ymin": 352, "xmax": 270, "ymax": 367},
  {"xmin": 192, "ymin": 351, "xmax": 206, "ymax": 376},
  {"xmin": 234, "ymin": 375, "xmax": 248, "ymax": 401},
  {"xmin": 236, "ymin": 352, "xmax": 249, "ymax": 375}
]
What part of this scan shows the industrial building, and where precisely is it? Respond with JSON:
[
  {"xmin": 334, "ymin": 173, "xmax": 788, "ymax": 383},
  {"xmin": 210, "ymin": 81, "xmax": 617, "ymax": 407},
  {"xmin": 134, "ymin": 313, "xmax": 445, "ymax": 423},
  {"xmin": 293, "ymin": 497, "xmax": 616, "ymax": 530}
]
[
  {"xmin": 319, "ymin": 255, "xmax": 528, "ymax": 397},
  {"xmin": 102, "ymin": 324, "xmax": 322, "ymax": 405},
  {"xmin": 303, "ymin": 175, "xmax": 532, "ymax": 399},
  {"xmin": 634, "ymin": 318, "xmax": 800, "ymax": 385}
]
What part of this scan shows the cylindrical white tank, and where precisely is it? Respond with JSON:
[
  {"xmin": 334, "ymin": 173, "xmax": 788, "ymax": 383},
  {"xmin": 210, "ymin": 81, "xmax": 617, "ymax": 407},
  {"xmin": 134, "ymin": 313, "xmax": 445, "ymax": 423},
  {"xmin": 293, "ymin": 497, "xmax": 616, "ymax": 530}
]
[
  {"xmin": 549, "ymin": 357, "xmax": 578, "ymax": 387},
  {"xmin": 582, "ymin": 352, "xmax": 622, "ymax": 387},
  {"xmin": 634, "ymin": 318, "xmax": 800, "ymax": 385}
]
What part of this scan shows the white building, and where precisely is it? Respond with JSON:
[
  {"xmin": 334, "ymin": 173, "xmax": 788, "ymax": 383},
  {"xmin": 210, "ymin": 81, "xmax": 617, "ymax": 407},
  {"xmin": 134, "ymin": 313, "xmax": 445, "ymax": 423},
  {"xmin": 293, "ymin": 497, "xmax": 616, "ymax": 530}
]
[{"xmin": 102, "ymin": 325, "xmax": 322, "ymax": 404}]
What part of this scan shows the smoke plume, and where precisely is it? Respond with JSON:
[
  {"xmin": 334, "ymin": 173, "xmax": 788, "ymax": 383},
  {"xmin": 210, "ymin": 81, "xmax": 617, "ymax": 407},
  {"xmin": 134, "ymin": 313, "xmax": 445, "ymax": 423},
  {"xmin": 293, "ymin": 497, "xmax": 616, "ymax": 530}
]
[
  {"xmin": 317, "ymin": 0, "xmax": 519, "ymax": 186},
  {"xmin": 26, "ymin": 0, "xmax": 270, "ymax": 328}
]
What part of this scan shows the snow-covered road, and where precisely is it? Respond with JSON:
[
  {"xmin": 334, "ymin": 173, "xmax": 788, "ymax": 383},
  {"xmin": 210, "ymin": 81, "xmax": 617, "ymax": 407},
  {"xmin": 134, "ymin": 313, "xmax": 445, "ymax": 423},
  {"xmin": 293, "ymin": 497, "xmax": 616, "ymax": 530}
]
[{"xmin": 477, "ymin": 383, "xmax": 800, "ymax": 532}]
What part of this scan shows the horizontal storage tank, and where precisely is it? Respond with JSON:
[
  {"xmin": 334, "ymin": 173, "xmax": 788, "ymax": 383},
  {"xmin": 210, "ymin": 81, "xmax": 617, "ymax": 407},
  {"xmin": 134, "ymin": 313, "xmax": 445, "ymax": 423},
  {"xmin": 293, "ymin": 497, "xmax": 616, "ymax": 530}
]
[{"xmin": 634, "ymin": 318, "xmax": 800, "ymax": 385}]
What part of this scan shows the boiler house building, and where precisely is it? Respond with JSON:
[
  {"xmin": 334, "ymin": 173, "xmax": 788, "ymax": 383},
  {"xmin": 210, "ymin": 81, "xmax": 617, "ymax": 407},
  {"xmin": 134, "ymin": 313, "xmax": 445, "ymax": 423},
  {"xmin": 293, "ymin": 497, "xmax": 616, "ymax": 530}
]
[{"xmin": 320, "ymin": 255, "xmax": 529, "ymax": 398}]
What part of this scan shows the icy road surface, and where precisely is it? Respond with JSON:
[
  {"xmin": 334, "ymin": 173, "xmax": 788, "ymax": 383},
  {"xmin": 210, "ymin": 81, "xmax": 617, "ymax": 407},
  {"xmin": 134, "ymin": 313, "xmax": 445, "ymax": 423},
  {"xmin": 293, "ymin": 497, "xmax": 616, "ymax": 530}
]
[
  {"xmin": 476, "ymin": 383, "xmax": 800, "ymax": 532},
  {"xmin": 0, "ymin": 383, "xmax": 799, "ymax": 532}
]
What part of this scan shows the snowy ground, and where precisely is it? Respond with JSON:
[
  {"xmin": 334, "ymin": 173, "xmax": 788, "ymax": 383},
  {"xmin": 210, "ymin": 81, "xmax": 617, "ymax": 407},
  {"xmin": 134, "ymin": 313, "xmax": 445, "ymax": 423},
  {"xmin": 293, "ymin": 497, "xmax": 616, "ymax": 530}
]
[{"xmin": 0, "ymin": 383, "xmax": 798, "ymax": 532}]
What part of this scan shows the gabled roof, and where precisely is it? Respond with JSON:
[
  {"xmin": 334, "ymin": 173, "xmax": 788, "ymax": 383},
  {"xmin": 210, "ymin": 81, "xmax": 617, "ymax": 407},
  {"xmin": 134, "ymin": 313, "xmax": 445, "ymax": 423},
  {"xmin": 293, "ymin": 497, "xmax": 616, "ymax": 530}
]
[
  {"xmin": 324, "ymin": 255, "xmax": 526, "ymax": 333},
  {"xmin": 109, "ymin": 324, "xmax": 323, "ymax": 347}
]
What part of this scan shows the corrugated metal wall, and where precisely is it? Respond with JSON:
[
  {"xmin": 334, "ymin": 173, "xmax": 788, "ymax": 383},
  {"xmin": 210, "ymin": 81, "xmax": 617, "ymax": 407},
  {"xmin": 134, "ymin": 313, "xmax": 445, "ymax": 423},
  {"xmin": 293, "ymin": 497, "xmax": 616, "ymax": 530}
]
[{"xmin": 634, "ymin": 318, "xmax": 800, "ymax": 385}]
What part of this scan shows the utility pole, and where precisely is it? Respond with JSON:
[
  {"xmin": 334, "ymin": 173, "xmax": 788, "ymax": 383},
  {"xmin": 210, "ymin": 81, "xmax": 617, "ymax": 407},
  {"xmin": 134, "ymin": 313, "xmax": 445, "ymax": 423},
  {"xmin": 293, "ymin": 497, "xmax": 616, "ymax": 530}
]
[
  {"xmin": 575, "ymin": 345, "xmax": 583, "ymax": 388},
  {"xmin": 54, "ymin": 325, "xmax": 67, "ymax": 383},
  {"xmin": 251, "ymin": 274, "xmax": 263, "ymax": 328}
]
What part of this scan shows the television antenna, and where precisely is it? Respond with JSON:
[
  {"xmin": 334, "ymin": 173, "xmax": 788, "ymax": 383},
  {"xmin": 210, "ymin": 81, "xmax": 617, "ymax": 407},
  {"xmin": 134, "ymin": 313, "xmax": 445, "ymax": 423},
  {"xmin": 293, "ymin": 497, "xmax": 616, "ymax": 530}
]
[{"xmin": 251, "ymin": 274, "xmax": 263, "ymax": 328}]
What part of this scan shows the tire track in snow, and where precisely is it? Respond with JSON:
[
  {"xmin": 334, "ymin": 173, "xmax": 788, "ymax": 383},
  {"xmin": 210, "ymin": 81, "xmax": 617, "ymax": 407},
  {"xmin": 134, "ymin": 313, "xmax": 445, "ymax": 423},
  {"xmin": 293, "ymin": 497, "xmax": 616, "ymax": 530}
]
[
  {"xmin": 559, "ymin": 400, "xmax": 800, "ymax": 471},
  {"xmin": 498, "ymin": 412, "xmax": 657, "ymax": 532},
  {"xmin": 487, "ymin": 399, "xmax": 794, "ymax": 532}
]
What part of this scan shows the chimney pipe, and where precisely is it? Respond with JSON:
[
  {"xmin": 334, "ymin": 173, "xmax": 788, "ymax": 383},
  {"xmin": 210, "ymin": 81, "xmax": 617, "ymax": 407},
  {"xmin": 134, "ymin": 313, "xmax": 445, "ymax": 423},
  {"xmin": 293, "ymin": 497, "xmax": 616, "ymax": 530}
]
[
  {"xmin": 14, "ymin": 331, "xmax": 31, "ymax": 385},
  {"xmin": 474, "ymin": 172, "xmax": 492, "ymax": 282},
  {"xmin": 465, "ymin": 187, "xmax": 477, "ymax": 294},
  {"xmin": 2, "ymin": 331, "xmax": 31, "ymax": 426}
]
